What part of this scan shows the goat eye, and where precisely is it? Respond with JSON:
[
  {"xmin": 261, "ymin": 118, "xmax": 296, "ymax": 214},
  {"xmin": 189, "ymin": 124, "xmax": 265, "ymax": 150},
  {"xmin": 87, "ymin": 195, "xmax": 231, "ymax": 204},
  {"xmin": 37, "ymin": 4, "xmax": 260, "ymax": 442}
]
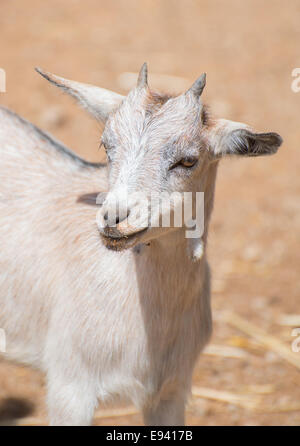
[
  {"xmin": 180, "ymin": 157, "xmax": 198, "ymax": 168},
  {"xmin": 169, "ymin": 157, "xmax": 198, "ymax": 171}
]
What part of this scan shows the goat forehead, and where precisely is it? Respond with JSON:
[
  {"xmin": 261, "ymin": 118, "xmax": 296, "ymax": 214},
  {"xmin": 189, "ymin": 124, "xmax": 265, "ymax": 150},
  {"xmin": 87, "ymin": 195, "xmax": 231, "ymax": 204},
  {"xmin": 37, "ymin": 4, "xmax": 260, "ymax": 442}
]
[{"xmin": 105, "ymin": 93, "xmax": 202, "ymax": 151}]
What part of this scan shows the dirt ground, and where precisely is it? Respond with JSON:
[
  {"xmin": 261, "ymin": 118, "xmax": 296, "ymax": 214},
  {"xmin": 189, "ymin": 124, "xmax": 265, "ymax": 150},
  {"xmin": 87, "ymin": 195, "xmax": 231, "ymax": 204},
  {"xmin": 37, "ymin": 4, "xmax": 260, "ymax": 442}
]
[{"xmin": 0, "ymin": 0, "xmax": 299, "ymax": 426}]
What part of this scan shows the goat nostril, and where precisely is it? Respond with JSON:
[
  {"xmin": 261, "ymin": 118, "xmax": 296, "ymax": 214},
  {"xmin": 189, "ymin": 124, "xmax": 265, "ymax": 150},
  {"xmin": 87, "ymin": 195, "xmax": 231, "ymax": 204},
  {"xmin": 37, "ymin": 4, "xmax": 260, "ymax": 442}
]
[
  {"xmin": 116, "ymin": 209, "xmax": 130, "ymax": 225},
  {"xmin": 103, "ymin": 209, "xmax": 130, "ymax": 227}
]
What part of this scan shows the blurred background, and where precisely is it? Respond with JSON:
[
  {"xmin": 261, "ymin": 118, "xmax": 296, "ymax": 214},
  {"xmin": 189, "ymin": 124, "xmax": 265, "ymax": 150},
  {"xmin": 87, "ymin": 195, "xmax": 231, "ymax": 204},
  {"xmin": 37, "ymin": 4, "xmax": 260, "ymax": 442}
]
[{"xmin": 0, "ymin": 0, "xmax": 299, "ymax": 426}]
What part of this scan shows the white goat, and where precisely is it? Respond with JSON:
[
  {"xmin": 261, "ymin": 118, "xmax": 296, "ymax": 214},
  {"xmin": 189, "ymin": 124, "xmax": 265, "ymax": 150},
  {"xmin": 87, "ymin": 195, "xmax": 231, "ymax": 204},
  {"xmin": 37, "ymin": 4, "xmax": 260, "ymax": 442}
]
[{"xmin": 0, "ymin": 64, "xmax": 282, "ymax": 425}]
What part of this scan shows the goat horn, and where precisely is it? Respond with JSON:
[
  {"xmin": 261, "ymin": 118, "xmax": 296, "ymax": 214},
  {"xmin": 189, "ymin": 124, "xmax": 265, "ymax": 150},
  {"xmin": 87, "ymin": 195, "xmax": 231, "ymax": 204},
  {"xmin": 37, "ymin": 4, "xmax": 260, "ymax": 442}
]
[
  {"xmin": 137, "ymin": 62, "xmax": 148, "ymax": 88},
  {"xmin": 188, "ymin": 73, "xmax": 206, "ymax": 98}
]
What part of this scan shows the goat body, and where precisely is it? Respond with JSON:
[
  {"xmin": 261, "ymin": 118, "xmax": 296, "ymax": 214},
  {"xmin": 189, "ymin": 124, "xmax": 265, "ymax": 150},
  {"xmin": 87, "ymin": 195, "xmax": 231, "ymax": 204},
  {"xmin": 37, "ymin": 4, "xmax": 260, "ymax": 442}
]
[{"xmin": 0, "ymin": 65, "xmax": 282, "ymax": 425}]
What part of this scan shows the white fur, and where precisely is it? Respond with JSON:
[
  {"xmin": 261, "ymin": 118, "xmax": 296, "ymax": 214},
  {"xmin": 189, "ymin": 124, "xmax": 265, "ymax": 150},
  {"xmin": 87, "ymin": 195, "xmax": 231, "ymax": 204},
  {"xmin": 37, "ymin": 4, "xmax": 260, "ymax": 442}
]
[{"xmin": 0, "ymin": 69, "xmax": 281, "ymax": 426}]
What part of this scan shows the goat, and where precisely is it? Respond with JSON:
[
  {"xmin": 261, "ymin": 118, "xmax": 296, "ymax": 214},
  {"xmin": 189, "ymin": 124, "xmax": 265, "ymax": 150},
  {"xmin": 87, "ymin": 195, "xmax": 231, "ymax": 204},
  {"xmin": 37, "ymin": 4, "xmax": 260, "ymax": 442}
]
[{"xmin": 0, "ymin": 64, "xmax": 282, "ymax": 425}]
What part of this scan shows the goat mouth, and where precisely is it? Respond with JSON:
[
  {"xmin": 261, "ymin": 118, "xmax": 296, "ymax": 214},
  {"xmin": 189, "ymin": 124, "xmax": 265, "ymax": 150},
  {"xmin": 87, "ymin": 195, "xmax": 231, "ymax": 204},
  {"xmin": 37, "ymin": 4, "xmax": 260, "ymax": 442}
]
[{"xmin": 100, "ymin": 227, "xmax": 148, "ymax": 251}]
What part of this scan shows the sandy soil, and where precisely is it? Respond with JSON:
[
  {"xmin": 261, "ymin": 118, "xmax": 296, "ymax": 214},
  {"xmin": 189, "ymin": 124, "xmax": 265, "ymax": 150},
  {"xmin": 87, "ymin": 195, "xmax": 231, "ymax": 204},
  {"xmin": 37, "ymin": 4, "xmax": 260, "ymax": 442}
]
[{"xmin": 0, "ymin": 0, "xmax": 299, "ymax": 426}]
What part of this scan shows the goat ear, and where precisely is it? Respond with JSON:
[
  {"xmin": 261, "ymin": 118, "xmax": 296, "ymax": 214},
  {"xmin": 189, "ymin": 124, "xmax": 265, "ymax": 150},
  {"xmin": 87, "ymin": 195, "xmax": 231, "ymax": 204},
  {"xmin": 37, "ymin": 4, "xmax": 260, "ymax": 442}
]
[
  {"xmin": 208, "ymin": 119, "xmax": 282, "ymax": 158},
  {"xmin": 35, "ymin": 68, "xmax": 124, "ymax": 123}
]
